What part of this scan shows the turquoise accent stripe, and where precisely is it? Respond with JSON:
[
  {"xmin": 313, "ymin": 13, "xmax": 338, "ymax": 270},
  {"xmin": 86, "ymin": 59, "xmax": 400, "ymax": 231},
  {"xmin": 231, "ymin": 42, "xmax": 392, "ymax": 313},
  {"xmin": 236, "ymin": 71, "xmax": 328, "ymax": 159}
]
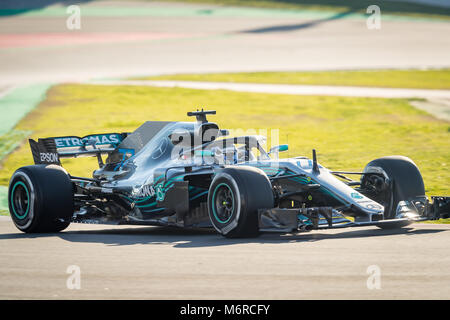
[
  {"xmin": 258, "ymin": 166, "xmax": 346, "ymax": 204},
  {"xmin": 211, "ymin": 183, "xmax": 234, "ymax": 224},
  {"xmin": 165, "ymin": 183, "xmax": 174, "ymax": 190},
  {"xmin": 10, "ymin": 181, "xmax": 29, "ymax": 219},
  {"xmin": 190, "ymin": 190, "xmax": 208, "ymax": 201},
  {"xmin": 298, "ymin": 214, "xmax": 313, "ymax": 225},
  {"xmin": 145, "ymin": 208, "xmax": 165, "ymax": 213},
  {"xmin": 133, "ymin": 196, "xmax": 154, "ymax": 204},
  {"xmin": 256, "ymin": 165, "xmax": 283, "ymax": 177},
  {"xmin": 164, "ymin": 176, "xmax": 183, "ymax": 187},
  {"xmin": 124, "ymin": 174, "xmax": 184, "ymax": 204},
  {"xmin": 319, "ymin": 186, "xmax": 347, "ymax": 203}
]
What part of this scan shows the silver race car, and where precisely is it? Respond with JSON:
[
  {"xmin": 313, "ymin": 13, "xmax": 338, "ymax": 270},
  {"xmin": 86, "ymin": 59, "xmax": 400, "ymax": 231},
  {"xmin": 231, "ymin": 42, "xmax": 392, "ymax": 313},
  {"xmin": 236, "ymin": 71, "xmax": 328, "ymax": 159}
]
[{"xmin": 8, "ymin": 110, "xmax": 449, "ymax": 237}]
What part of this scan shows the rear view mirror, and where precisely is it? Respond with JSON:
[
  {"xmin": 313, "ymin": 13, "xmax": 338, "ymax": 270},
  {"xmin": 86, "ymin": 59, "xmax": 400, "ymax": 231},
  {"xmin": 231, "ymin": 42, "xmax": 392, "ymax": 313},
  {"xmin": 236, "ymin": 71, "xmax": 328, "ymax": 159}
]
[{"xmin": 269, "ymin": 144, "xmax": 288, "ymax": 155}]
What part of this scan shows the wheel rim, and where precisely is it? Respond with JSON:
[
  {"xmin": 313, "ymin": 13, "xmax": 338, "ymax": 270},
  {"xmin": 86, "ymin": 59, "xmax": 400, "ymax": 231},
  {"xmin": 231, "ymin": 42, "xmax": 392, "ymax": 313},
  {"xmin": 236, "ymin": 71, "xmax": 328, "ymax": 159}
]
[
  {"xmin": 212, "ymin": 183, "xmax": 235, "ymax": 223},
  {"xmin": 11, "ymin": 181, "xmax": 30, "ymax": 220}
]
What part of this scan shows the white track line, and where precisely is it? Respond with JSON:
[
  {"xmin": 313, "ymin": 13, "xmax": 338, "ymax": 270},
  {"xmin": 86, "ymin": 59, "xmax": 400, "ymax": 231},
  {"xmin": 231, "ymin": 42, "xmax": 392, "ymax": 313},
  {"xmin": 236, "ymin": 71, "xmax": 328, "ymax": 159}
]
[{"xmin": 88, "ymin": 80, "xmax": 450, "ymax": 100}]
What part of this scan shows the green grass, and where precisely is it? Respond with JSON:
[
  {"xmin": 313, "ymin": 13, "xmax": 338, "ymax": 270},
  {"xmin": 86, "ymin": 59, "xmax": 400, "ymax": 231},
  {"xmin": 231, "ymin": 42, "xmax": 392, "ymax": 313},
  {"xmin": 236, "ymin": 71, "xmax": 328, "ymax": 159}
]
[
  {"xmin": 140, "ymin": 69, "xmax": 450, "ymax": 90},
  {"xmin": 0, "ymin": 130, "xmax": 32, "ymax": 160},
  {"xmin": 157, "ymin": 0, "xmax": 450, "ymax": 20},
  {"xmin": 0, "ymin": 185, "xmax": 7, "ymax": 215},
  {"xmin": 423, "ymin": 218, "xmax": 450, "ymax": 224},
  {"xmin": 0, "ymin": 84, "xmax": 448, "ymax": 202}
]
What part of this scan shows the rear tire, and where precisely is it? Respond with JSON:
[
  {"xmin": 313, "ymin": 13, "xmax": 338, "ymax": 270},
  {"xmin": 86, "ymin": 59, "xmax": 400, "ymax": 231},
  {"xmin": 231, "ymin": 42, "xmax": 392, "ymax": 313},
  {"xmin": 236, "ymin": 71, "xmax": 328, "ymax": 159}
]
[
  {"xmin": 362, "ymin": 156, "xmax": 425, "ymax": 229},
  {"xmin": 207, "ymin": 166, "xmax": 274, "ymax": 238},
  {"xmin": 8, "ymin": 165, "xmax": 73, "ymax": 233}
]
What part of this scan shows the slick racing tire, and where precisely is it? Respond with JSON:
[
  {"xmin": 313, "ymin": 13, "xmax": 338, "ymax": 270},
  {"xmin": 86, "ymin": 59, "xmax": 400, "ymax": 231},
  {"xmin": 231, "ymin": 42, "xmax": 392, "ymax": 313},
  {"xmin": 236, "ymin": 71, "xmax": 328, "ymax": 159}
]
[
  {"xmin": 207, "ymin": 166, "xmax": 274, "ymax": 238},
  {"xmin": 8, "ymin": 165, "xmax": 73, "ymax": 233},
  {"xmin": 362, "ymin": 156, "xmax": 425, "ymax": 229}
]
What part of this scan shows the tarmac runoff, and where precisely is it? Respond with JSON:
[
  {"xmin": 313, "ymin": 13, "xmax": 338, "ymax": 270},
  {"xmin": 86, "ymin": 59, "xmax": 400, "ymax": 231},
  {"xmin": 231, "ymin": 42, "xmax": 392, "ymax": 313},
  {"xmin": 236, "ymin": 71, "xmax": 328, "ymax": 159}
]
[{"xmin": 2, "ymin": 4, "xmax": 447, "ymax": 23}]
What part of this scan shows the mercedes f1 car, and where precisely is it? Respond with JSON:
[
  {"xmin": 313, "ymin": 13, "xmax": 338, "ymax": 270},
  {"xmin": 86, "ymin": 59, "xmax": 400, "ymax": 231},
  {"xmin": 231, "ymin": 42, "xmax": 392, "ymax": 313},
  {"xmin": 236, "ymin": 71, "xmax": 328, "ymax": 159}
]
[{"xmin": 8, "ymin": 110, "xmax": 449, "ymax": 237}]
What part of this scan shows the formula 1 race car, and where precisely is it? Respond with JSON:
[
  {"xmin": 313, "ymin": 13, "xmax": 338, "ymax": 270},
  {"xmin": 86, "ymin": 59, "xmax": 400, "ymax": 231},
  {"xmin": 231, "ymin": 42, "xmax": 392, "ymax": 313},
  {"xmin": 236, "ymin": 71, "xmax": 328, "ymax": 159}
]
[{"xmin": 8, "ymin": 110, "xmax": 450, "ymax": 237}]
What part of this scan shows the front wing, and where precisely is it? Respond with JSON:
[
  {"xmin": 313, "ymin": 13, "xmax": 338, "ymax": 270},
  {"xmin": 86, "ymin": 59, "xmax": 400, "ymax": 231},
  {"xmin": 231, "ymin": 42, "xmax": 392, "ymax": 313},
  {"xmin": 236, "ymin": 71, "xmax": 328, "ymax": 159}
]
[{"xmin": 258, "ymin": 196, "xmax": 450, "ymax": 232}]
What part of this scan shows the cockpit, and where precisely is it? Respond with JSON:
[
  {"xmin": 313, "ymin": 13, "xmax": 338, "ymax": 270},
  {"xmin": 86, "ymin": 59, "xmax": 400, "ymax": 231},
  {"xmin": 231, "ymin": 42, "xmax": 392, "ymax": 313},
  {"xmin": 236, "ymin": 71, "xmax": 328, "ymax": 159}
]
[
  {"xmin": 177, "ymin": 135, "xmax": 271, "ymax": 166},
  {"xmin": 95, "ymin": 110, "xmax": 288, "ymax": 181}
]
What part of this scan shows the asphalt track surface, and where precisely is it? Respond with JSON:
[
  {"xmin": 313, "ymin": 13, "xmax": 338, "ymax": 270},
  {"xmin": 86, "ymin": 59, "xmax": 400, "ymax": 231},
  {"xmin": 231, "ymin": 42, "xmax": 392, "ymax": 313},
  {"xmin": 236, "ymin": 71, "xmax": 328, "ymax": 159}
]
[
  {"xmin": 1, "ymin": 216, "xmax": 449, "ymax": 299},
  {"xmin": 0, "ymin": 1, "xmax": 450, "ymax": 86},
  {"xmin": 1, "ymin": 1, "xmax": 450, "ymax": 300}
]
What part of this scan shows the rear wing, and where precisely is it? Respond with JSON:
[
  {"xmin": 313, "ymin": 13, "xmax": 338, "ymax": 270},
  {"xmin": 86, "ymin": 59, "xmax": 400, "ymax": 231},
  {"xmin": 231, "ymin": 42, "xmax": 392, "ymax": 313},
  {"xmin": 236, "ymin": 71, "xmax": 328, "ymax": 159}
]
[{"xmin": 29, "ymin": 133, "xmax": 128, "ymax": 166}]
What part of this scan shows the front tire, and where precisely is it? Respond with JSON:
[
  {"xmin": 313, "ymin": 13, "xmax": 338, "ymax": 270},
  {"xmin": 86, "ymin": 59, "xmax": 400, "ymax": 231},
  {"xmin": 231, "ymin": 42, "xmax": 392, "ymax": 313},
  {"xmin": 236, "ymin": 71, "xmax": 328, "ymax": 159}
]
[
  {"xmin": 207, "ymin": 166, "xmax": 274, "ymax": 238},
  {"xmin": 8, "ymin": 165, "xmax": 73, "ymax": 233},
  {"xmin": 362, "ymin": 156, "xmax": 425, "ymax": 229}
]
